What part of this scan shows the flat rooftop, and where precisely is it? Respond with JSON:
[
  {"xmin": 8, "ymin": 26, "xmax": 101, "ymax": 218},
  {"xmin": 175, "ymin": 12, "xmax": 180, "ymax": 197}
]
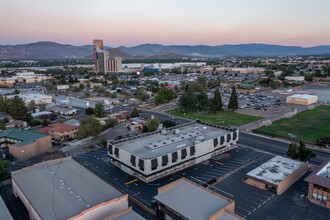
[
  {"xmin": 288, "ymin": 94, "xmax": 317, "ymax": 99},
  {"xmin": 7, "ymin": 93, "xmax": 52, "ymax": 99},
  {"xmin": 109, "ymin": 208, "xmax": 145, "ymax": 220},
  {"xmin": 113, "ymin": 121, "xmax": 232, "ymax": 159},
  {"xmin": 11, "ymin": 157, "xmax": 124, "ymax": 220},
  {"xmin": 246, "ymin": 156, "xmax": 305, "ymax": 185},
  {"xmin": 154, "ymin": 179, "xmax": 232, "ymax": 220}
]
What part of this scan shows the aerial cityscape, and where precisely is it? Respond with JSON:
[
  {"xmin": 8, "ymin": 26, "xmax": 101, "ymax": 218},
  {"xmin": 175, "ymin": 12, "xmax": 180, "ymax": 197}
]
[{"xmin": 0, "ymin": 1, "xmax": 330, "ymax": 220}]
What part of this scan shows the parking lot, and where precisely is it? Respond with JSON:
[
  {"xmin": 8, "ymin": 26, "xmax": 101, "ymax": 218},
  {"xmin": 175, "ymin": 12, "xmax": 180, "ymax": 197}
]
[
  {"xmin": 74, "ymin": 145, "xmax": 330, "ymax": 220},
  {"xmin": 73, "ymin": 147, "xmax": 266, "ymax": 210}
]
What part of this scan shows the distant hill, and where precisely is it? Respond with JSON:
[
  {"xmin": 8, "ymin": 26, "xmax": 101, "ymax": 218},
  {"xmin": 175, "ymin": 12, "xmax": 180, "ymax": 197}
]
[
  {"xmin": 134, "ymin": 52, "xmax": 186, "ymax": 59},
  {"xmin": 0, "ymin": 41, "xmax": 91, "ymax": 59},
  {"xmin": 118, "ymin": 43, "xmax": 330, "ymax": 57},
  {"xmin": 1, "ymin": 41, "xmax": 330, "ymax": 59}
]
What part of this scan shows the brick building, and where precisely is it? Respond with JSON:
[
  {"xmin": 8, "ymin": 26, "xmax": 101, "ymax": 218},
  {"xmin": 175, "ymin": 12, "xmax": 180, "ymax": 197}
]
[
  {"xmin": 305, "ymin": 157, "xmax": 330, "ymax": 208},
  {"xmin": 35, "ymin": 123, "xmax": 79, "ymax": 141}
]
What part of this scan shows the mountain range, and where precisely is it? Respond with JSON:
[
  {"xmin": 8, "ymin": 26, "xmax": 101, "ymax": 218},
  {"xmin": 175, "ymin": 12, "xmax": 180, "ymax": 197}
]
[{"xmin": 0, "ymin": 41, "xmax": 330, "ymax": 59}]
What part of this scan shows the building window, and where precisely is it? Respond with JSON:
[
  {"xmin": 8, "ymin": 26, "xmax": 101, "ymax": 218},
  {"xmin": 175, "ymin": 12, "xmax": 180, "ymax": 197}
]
[
  {"xmin": 108, "ymin": 145, "xmax": 113, "ymax": 155},
  {"xmin": 162, "ymin": 155, "xmax": 168, "ymax": 166},
  {"xmin": 312, "ymin": 193, "xmax": 317, "ymax": 199},
  {"xmin": 114, "ymin": 148, "xmax": 119, "ymax": 158},
  {"xmin": 139, "ymin": 159, "xmax": 144, "ymax": 171},
  {"xmin": 233, "ymin": 132, "xmax": 237, "ymax": 140},
  {"xmin": 172, "ymin": 152, "xmax": 178, "ymax": 163},
  {"xmin": 317, "ymin": 194, "xmax": 322, "ymax": 201},
  {"xmin": 130, "ymin": 155, "xmax": 136, "ymax": 167},
  {"xmin": 151, "ymin": 158, "xmax": 158, "ymax": 170},
  {"xmin": 322, "ymin": 196, "xmax": 327, "ymax": 202},
  {"xmin": 213, "ymin": 138, "xmax": 218, "ymax": 148},
  {"xmin": 220, "ymin": 136, "xmax": 225, "ymax": 145},
  {"xmin": 190, "ymin": 146, "xmax": 195, "ymax": 156},
  {"xmin": 227, "ymin": 134, "xmax": 231, "ymax": 142},
  {"xmin": 181, "ymin": 149, "xmax": 187, "ymax": 159}
]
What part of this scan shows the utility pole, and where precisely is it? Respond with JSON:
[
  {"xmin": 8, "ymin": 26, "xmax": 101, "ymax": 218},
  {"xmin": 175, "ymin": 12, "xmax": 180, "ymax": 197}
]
[{"xmin": 169, "ymin": 102, "xmax": 171, "ymax": 120}]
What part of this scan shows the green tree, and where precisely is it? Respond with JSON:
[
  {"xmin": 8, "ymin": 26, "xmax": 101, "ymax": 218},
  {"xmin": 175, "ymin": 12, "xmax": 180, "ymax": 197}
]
[
  {"xmin": 79, "ymin": 83, "xmax": 85, "ymax": 89},
  {"xmin": 14, "ymin": 89, "xmax": 20, "ymax": 94},
  {"xmin": 298, "ymin": 140, "xmax": 316, "ymax": 162},
  {"xmin": 93, "ymin": 103, "xmax": 105, "ymax": 118},
  {"xmin": 0, "ymin": 160, "xmax": 11, "ymax": 181},
  {"xmin": 197, "ymin": 76, "xmax": 207, "ymax": 88},
  {"xmin": 85, "ymin": 107, "xmax": 94, "ymax": 115},
  {"xmin": 212, "ymin": 89, "xmax": 223, "ymax": 112},
  {"xmin": 136, "ymin": 87, "xmax": 149, "ymax": 101},
  {"xmin": 104, "ymin": 119, "xmax": 118, "ymax": 129},
  {"xmin": 287, "ymin": 142, "xmax": 298, "ymax": 159},
  {"xmin": 0, "ymin": 96, "xmax": 11, "ymax": 113},
  {"xmin": 131, "ymin": 107, "xmax": 139, "ymax": 118},
  {"xmin": 163, "ymin": 120, "xmax": 176, "ymax": 128},
  {"xmin": 39, "ymin": 103, "xmax": 46, "ymax": 111},
  {"xmin": 155, "ymin": 95, "xmax": 166, "ymax": 105},
  {"xmin": 78, "ymin": 116, "xmax": 102, "ymax": 138},
  {"xmin": 28, "ymin": 100, "xmax": 36, "ymax": 110},
  {"xmin": 9, "ymin": 96, "xmax": 28, "ymax": 120},
  {"xmin": 146, "ymin": 118, "xmax": 160, "ymax": 132},
  {"xmin": 228, "ymin": 86, "xmax": 238, "ymax": 111},
  {"xmin": 41, "ymin": 119, "xmax": 48, "ymax": 127}
]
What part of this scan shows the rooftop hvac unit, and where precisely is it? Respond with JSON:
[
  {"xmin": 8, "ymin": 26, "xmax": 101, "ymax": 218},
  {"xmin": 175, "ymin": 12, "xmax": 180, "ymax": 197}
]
[
  {"xmin": 161, "ymin": 129, "xmax": 169, "ymax": 135},
  {"xmin": 196, "ymin": 135, "xmax": 205, "ymax": 141},
  {"xmin": 203, "ymin": 126, "xmax": 207, "ymax": 130},
  {"xmin": 173, "ymin": 129, "xmax": 180, "ymax": 134}
]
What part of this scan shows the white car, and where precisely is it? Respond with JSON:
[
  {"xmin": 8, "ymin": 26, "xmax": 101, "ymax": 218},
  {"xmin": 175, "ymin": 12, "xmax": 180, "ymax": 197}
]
[{"xmin": 122, "ymin": 104, "xmax": 129, "ymax": 107}]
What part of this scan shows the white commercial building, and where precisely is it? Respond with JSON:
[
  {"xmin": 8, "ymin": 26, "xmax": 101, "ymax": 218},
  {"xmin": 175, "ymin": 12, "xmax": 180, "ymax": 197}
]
[
  {"xmin": 286, "ymin": 94, "xmax": 318, "ymax": 105},
  {"xmin": 285, "ymin": 76, "xmax": 305, "ymax": 82},
  {"xmin": 108, "ymin": 120, "xmax": 239, "ymax": 183},
  {"xmin": 7, "ymin": 93, "xmax": 52, "ymax": 104}
]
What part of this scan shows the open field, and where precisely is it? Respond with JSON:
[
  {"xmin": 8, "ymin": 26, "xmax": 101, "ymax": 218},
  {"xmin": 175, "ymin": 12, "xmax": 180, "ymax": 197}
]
[
  {"xmin": 254, "ymin": 105, "xmax": 330, "ymax": 143},
  {"xmin": 169, "ymin": 109, "xmax": 262, "ymax": 126}
]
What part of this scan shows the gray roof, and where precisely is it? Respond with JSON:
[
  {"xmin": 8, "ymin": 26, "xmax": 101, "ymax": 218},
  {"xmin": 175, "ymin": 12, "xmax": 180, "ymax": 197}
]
[
  {"xmin": 114, "ymin": 122, "xmax": 231, "ymax": 159},
  {"xmin": 154, "ymin": 180, "xmax": 231, "ymax": 220},
  {"xmin": 109, "ymin": 209, "xmax": 146, "ymax": 220},
  {"xmin": 11, "ymin": 158, "xmax": 124, "ymax": 220},
  {"xmin": 0, "ymin": 196, "xmax": 13, "ymax": 220}
]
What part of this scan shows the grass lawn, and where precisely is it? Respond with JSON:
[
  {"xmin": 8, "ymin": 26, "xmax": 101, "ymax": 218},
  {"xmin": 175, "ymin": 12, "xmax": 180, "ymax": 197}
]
[
  {"xmin": 254, "ymin": 105, "xmax": 330, "ymax": 143},
  {"xmin": 169, "ymin": 109, "xmax": 262, "ymax": 126}
]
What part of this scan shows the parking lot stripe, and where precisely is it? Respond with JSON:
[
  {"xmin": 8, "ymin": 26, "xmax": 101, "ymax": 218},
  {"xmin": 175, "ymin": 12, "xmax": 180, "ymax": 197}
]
[
  {"xmin": 215, "ymin": 161, "xmax": 223, "ymax": 165},
  {"xmin": 235, "ymin": 211, "xmax": 246, "ymax": 218},
  {"xmin": 236, "ymin": 206, "xmax": 252, "ymax": 215},
  {"xmin": 125, "ymin": 179, "xmax": 138, "ymax": 185}
]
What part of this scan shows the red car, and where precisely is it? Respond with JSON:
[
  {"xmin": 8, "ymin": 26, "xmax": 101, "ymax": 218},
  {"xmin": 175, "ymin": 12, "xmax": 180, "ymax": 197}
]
[{"xmin": 138, "ymin": 109, "xmax": 142, "ymax": 113}]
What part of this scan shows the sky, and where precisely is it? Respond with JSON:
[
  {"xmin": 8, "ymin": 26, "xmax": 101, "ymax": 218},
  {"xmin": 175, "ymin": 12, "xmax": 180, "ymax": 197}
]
[{"xmin": 1, "ymin": 0, "xmax": 330, "ymax": 47}]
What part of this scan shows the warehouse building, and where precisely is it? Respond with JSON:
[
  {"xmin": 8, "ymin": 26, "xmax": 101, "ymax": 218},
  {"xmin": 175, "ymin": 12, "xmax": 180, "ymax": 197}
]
[
  {"xmin": 154, "ymin": 178, "xmax": 243, "ymax": 220},
  {"xmin": 0, "ymin": 128, "xmax": 52, "ymax": 160},
  {"xmin": 11, "ymin": 157, "xmax": 145, "ymax": 220},
  {"xmin": 6, "ymin": 93, "xmax": 53, "ymax": 104},
  {"xmin": 108, "ymin": 120, "xmax": 239, "ymax": 182},
  {"xmin": 305, "ymin": 157, "xmax": 330, "ymax": 208},
  {"xmin": 245, "ymin": 156, "xmax": 308, "ymax": 195},
  {"xmin": 286, "ymin": 94, "xmax": 318, "ymax": 105}
]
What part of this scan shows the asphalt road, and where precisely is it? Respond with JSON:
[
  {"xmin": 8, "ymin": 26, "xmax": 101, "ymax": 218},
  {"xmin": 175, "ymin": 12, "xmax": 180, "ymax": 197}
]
[{"xmin": 238, "ymin": 132, "xmax": 329, "ymax": 165}]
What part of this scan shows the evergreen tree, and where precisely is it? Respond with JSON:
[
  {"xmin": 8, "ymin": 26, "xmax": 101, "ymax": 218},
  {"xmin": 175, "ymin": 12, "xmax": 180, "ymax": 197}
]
[
  {"xmin": 228, "ymin": 86, "xmax": 238, "ymax": 111},
  {"xmin": 9, "ymin": 96, "xmax": 27, "ymax": 120},
  {"xmin": 0, "ymin": 96, "xmax": 11, "ymax": 113},
  {"xmin": 287, "ymin": 142, "xmax": 298, "ymax": 159},
  {"xmin": 131, "ymin": 107, "xmax": 139, "ymax": 118},
  {"xmin": 212, "ymin": 89, "xmax": 223, "ymax": 112}
]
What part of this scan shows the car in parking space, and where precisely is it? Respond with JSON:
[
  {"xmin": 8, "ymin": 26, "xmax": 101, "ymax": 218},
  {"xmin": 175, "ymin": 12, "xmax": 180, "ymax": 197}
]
[
  {"xmin": 170, "ymin": 116, "xmax": 176, "ymax": 120},
  {"xmin": 122, "ymin": 103, "xmax": 129, "ymax": 107}
]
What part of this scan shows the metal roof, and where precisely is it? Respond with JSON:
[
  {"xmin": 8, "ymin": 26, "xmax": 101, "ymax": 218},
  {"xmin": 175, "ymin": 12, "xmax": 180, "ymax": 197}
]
[
  {"xmin": 154, "ymin": 179, "xmax": 231, "ymax": 220},
  {"xmin": 0, "ymin": 128, "xmax": 50, "ymax": 147},
  {"xmin": 0, "ymin": 196, "xmax": 13, "ymax": 220},
  {"xmin": 11, "ymin": 157, "xmax": 124, "ymax": 220},
  {"xmin": 113, "ymin": 122, "xmax": 231, "ymax": 159}
]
